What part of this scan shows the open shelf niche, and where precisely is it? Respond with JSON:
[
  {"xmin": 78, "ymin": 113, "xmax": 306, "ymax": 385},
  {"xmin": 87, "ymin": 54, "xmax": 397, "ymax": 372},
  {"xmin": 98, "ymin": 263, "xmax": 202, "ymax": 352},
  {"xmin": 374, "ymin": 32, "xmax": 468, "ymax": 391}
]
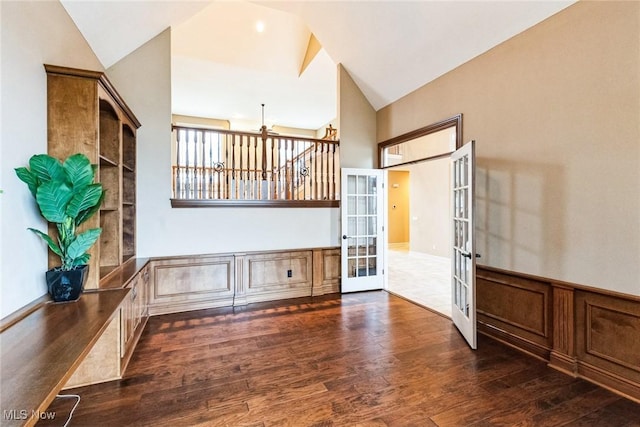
[{"xmin": 122, "ymin": 125, "xmax": 136, "ymax": 264}]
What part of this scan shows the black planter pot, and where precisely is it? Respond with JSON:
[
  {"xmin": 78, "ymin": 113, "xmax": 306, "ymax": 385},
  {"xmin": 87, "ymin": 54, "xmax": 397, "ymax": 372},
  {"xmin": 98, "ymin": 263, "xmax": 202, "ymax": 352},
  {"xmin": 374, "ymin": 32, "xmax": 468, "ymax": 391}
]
[{"xmin": 45, "ymin": 265, "xmax": 89, "ymax": 302}]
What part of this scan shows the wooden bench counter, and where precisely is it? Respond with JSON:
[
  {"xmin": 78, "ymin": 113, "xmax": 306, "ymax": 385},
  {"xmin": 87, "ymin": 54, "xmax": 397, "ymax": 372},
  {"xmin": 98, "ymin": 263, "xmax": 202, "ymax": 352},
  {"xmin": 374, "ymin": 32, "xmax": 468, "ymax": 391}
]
[{"xmin": 0, "ymin": 289, "xmax": 129, "ymax": 427}]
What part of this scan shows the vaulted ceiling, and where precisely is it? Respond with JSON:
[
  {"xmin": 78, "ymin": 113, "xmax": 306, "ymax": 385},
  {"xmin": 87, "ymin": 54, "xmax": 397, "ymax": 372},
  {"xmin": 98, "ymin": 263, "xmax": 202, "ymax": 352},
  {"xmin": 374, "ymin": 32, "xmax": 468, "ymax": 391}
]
[{"xmin": 60, "ymin": 0, "xmax": 574, "ymax": 130}]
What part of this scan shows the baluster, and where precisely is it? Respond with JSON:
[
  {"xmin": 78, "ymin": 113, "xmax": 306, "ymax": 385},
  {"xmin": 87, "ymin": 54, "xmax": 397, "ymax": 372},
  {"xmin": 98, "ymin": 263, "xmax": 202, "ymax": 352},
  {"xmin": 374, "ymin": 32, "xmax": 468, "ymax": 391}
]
[
  {"xmin": 210, "ymin": 134, "xmax": 214, "ymax": 199},
  {"xmin": 201, "ymin": 132, "xmax": 206, "ymax": 199},
  {"xmin": 176, "ymin": 129, "xmax": 181, "ymax": 198},
  {"xmin": 186, "ymin": 129, "xmax": 192, "ymax": 198},
  {"xmin": 322, "ymin": 142, "xmax": 329, "ymax": 200},
  {"xmin": 199, "ymin": 130, "xmax": 204, "ymax": 199},
  {"xmin": 302, "ymin": 142, "xmax": 306, "ymax": 200},
  {"xmin": 175, "ymin": 166, "xmax": 179, "ymax": 198},
  {"xmin": 332, "ymin": 143, "xmax": 336, "ymax": 200},
  {"xmin": 236, "ymin": 135, "xmax": 244, "ymax": 199},
  {"xmin": 249, "ymin": 135, "xmax": 252, "ymax": 199},
  {"xmin": 209, "ymin": 133, "xmax": 214, "ymax": 199},
  {"xmin": 296, "ymin": 140, "xmax": 300, "ymax": 200},
  {"xmin": 172, "ymin": 166, "xmax": 175, "ymax": 198},
  {"xmin": 223, "ymin": 134, "xmax": 228, "ymax": 199},
  {"xmin": 215, "ymin": 133, "xmax": 220, "ymax": 199},
  {"xmin": 294, "ymin": 139, "xmax": 299, "ymax": 200},
  {"xmin": 195, "ymin": 130, "xmax": 200, "ymax": 199},
  {"xmin": 320, "ymin": 142, "xmax": 324, "ymax": 200},
  {"xmin": 254, "ymin": 136, "xmax": 258, "ymax": 200},
  {"xmin": 213, "ymin": 135, "xmax": 218, "ymax": 199},
  {"xmin": 248, "ymin": 135, "xmax": 252, "ymax": 200},
  {"xmin": 232, "ymin": 135, "xmax": 236, "ymax": 199},
  {"xmin": 285, "ymin": 139, "xmax": 290, "ymax": 200},
  {"xmin": 184, "ymin": 130, "xmax": 189, "ymax": 198},
  {"xmin": 199, "ymin": 131, "xmax": 203, "ymax": 199},
  {"xmin": 313, "ymin": 142, "xmax": 318, "ymax": 200},
  {"xmin": 293, "ymin": 139, "xmax": 297, "ymax": 200},
  {"xmin": 246, "ymin": 135, "xmax": 251, "ymax": 199},
  {"xmin": 270, "ymin": 138, "xmax": 275, "ymax": 199},
  {"xmin": 205, "ymin": 131, "xmax": 209, "ymax": 199},
  {"xmin": 277, "ymin": 138, "xmax": 282, "ymax": 200}
]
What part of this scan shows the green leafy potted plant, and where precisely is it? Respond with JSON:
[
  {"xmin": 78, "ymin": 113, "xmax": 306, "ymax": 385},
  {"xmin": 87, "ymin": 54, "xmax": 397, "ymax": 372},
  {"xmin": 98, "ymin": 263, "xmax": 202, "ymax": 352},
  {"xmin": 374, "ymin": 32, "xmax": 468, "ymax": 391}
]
[{"xmin": 15, "ymin": 153, "xmax": 104, "ymax": 302}]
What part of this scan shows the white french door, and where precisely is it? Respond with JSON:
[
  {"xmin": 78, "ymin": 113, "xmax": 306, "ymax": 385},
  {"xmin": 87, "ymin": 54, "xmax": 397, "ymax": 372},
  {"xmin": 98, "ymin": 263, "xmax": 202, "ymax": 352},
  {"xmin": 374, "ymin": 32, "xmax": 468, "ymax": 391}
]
[
  {"xmin": 341, "ymin": 168, "xmax": 385, "ymax": 292},
  {"xmin": 451, "ymin": 140, "xmax": 477, "ymax": 349}
]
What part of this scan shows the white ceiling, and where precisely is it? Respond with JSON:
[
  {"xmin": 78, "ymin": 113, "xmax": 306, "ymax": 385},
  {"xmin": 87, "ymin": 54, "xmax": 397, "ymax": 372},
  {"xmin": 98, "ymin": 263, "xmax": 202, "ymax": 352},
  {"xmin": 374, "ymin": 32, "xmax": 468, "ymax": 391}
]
[{"xmin": 60, "ymin": 0, "xmax": 575, "ymax": 131}]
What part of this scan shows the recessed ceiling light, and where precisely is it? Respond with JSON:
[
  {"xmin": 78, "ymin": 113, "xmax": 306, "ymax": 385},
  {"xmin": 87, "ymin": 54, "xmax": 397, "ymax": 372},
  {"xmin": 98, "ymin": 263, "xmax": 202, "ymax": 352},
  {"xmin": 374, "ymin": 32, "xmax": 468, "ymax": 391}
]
[{"xmin": 256, "ymin": 21, "xmax": 265, "ymax": 33}]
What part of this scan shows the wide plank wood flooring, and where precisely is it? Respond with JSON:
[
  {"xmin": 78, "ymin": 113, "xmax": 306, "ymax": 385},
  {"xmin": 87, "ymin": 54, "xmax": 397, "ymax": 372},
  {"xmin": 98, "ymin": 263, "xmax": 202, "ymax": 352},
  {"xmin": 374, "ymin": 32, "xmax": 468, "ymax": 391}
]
[{"xmin": 40, "ymin": 291, "xmax": 640, "ymax": 426}]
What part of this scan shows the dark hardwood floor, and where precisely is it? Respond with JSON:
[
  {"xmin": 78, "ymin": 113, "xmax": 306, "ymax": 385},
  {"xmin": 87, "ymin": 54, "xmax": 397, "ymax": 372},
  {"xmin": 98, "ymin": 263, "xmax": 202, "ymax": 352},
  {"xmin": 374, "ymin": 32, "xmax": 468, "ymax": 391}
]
[{"xmin": 40, "ymin": 291, "xmax": 640, "ymax": 426}]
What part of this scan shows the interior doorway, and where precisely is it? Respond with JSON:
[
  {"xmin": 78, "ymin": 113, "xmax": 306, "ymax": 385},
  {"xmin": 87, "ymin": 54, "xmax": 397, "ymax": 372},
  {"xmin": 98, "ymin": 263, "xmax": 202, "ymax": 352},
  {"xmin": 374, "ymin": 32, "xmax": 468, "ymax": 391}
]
[
  {"xmin": 379, "ymin": 115, "xmax": 462, "ymax": 318},
  {"xmin": 386, "ymin": 159, "xmax": 451, "ymax": 317}
]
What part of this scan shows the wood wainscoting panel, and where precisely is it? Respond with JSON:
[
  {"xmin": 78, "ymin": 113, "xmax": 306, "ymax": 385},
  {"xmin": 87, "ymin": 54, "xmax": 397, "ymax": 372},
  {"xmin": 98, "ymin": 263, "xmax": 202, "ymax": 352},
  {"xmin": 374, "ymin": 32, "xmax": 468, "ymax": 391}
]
[
  {"xmin": 477, "ymin": 267, "xmax": 552, "ymax": 360},
  {"xmin": 576, "ymin": 290, "xmax": 640, "ymax": 401},
  {"xmin": 243, "ymin": 250, "xmax": 313, "ymax": 303},
  {"xmin": 477, "ymin": 265, "xmax": 640, "ymax": 403},
  {"xmin": 313, "ymin": 248, "xmax": 340, "ymax": 295},
  {"xmin": 549, "ymin": 285, "xmax": 577, "ymax": 375},
  {"xmin": 148, "ymin": 255, "xmax": 235, "ymax": 315}
]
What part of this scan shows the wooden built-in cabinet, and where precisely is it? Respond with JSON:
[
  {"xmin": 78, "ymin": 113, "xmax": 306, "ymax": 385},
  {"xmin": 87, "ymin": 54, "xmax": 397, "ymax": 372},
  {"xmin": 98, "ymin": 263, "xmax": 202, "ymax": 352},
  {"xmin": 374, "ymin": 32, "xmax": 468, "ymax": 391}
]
[
  {"xmin": 43, "ymin": 64, "xmax": 147, "ymax": 388},
  {"xmin": 120, "ymin": 265, "xmax": 149, "ymax": 372},
  {"xmin": 148, "ymin": 254, "xmax": 236, "ymax": 316},
  {"xmin": 45, "ymin": 64, "xmax": 140, "ymax": 290},
  {"xmin": 242, "ymin": 250, "xmax": 314, "ymax": 304},
  {"xmin": 64, "ymin": 263, "xmax": 150, "ymax": 388},
  {"xmin": 148, "ymin": 248, "xmax": 341, "ymax": 315}
]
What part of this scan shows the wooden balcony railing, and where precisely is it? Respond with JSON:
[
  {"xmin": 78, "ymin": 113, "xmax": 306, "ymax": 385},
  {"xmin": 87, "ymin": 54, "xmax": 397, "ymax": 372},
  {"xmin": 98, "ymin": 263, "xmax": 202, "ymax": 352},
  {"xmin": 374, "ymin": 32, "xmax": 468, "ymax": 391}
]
[{"xmin": 171, "ymin": 125, "xmax": 340, "ymax": 207}]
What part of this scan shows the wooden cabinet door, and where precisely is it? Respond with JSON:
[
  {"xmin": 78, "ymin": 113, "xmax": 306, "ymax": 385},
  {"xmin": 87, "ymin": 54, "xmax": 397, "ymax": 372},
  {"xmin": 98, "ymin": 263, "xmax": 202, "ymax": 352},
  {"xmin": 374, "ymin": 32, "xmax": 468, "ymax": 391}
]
[{"xmin": 121, "ymin": 277, "xmax": 139, "ymax": 355}]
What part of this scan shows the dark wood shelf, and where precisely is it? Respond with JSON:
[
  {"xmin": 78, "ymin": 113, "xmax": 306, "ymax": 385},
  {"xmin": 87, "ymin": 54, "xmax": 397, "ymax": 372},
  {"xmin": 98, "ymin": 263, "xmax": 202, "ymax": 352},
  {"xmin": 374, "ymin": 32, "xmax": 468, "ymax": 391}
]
[
  {"xmin": 99, "ymin": 264, "xmax": 119, "ymax": 279},
  {"xmin": 122, "ymin": 163, "xmax": 135, "ymax": 172},
  {"xmin": 99, "ymin": 155, "xmax": 118, "ymax": 168}
]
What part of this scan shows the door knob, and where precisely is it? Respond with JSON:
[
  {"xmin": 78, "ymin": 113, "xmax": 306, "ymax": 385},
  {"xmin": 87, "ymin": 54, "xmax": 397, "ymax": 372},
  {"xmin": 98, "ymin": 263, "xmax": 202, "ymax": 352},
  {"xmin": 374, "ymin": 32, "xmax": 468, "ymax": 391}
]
[{"xmin": 342, "ymin": 235, "xmax": 347, "ymax": 240}]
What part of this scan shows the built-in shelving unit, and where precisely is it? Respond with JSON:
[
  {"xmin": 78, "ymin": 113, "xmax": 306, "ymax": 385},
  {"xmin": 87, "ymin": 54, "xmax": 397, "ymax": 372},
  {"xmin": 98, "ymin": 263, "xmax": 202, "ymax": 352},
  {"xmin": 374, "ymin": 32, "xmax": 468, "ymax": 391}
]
[
  {"xmin": 45, "ymin": 64, "xmax": 141, "ymax": 289},
  {"xmin": 122, "ymin": 124, "xmax": 136, "ymax": 264}
]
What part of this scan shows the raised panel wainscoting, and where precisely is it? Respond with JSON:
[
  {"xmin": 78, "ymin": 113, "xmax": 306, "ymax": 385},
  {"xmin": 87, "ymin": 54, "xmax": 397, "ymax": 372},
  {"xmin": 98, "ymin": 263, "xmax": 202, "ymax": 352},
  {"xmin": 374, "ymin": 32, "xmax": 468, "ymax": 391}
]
[
  {"xmin": 477, "ymin": 265, "xmax": 640, "ymax": 403},
  {"xmin": 148, "ymin": 255, "xmax": 236, "ymax": 315},
  {"xmin": 147, "ymin": 248, "xmax": 340, "ymax": 316}
]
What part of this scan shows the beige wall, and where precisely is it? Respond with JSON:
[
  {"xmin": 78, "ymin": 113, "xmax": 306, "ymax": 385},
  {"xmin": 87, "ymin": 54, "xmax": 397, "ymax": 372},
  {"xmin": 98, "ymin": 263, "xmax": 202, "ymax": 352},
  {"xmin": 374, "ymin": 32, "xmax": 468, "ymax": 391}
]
[
  {"xmin": 338, "ymin": 64, "xmax": 377, "ymax": 169},
  {"xmin": 404, "ymin": 157, "xmax": 451, "ymax": 258},
  {"xmin": 0, "ymin": 0, "xmax": 104, "ymax": 318},
  {"xmin": 377, "ymin": 1, "xmax": 640, "ymax": 296}
]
